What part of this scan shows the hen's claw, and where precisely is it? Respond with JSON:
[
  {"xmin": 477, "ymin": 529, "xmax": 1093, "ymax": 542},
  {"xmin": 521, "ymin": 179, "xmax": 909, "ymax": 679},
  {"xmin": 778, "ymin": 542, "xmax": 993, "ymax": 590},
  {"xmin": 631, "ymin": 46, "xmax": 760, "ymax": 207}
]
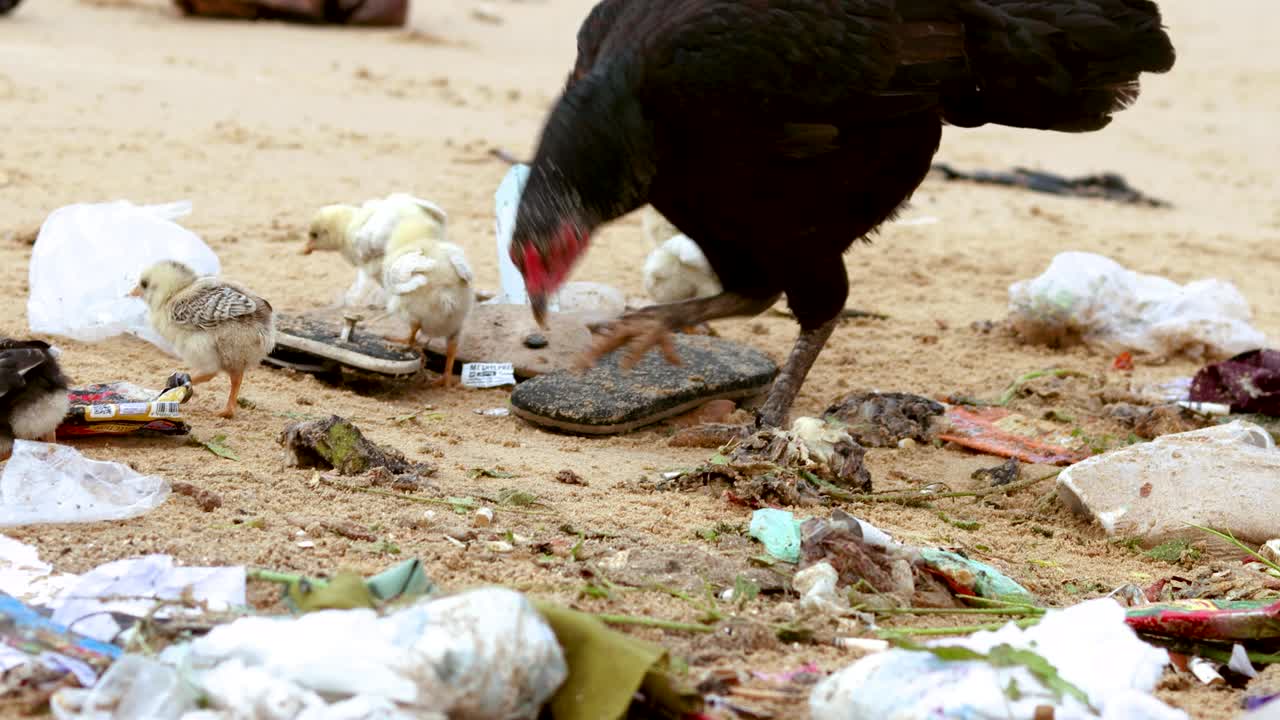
[{"xmin": 578, "ymin": 313, "xmax": 683, "ymax": 370}]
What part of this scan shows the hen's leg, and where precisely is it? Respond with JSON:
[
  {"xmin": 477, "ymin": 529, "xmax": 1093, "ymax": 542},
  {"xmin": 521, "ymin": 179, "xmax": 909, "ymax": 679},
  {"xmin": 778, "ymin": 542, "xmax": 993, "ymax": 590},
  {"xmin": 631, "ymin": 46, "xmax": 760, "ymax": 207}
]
[
  {"xmin": 755, "ymin": 316, "xmax": 839, "ymax": 428},
  {"xmin": 582, "ymin": 291, "xmax": 780, "ymax": 370}
]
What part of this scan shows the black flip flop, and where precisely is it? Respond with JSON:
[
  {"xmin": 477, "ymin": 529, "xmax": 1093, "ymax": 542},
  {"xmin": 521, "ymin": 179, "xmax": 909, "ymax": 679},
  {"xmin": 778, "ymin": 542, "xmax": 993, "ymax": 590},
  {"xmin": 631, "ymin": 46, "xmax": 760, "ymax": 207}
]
[{"xmin": 510, "ymin": 334, "xmax": 778, "ymax": 435}]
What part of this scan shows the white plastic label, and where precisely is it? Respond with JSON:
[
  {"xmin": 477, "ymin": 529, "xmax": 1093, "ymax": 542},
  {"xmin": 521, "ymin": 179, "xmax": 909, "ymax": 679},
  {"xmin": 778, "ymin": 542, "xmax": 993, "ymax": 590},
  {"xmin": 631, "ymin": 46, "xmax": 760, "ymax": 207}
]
[{"xmin": 461, "ymin": 363, "xmax": 516, "ymax": 388}]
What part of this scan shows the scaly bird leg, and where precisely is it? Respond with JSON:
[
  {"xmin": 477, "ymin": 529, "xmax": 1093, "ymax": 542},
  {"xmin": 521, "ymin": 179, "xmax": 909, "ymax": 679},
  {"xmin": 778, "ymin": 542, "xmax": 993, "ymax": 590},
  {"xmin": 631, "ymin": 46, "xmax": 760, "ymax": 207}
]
[
  {"xmin": 581, "ymin": 292, "xmax": 780, "ymax": 370},
  {"xmin": 431, "ymin": 335, "xmax": 460, "ymax": 388},
  {"xmin": 216, "ymin": 370, "xmax": 244, "ymax": 419},
  {"xmin": 754, "ymin": 316, "xmax": 839, "ymax": 429},
  {"xmin": 386, "ymin": 321, "xmax": 421, "ymax": 348}
]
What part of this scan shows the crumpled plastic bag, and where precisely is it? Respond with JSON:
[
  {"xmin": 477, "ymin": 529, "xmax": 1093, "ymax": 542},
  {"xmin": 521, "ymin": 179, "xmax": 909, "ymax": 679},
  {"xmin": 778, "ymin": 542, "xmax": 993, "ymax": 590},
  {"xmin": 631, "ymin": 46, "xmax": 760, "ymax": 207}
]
[
  {"xmin": 0, "ymin": 441, "xmax": 170, "ymax": 526},
  {"xmin": 810, "ymin": 598, "xmax": 1185, "ymax": 720},
  {"xmin": 49, "ymin": 555, "xmax": 245, "ymax": 644},
  {"xmin": 1008, "ymin": 251, "xmax": 1266, "ymax": 360},
  {"xmin": 58, "ymin": 587, "xmax": 568, "ymax": 720},
  {"xmin": 27, "ymin": 200, "xmax": 220, "ymax": 355}
]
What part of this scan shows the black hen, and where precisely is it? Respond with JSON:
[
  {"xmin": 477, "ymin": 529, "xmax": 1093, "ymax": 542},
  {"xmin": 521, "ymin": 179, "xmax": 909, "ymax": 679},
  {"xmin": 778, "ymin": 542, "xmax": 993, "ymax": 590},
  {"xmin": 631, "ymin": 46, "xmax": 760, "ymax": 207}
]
[
  {"xmin": 510, "ymin": 0, "xmax": 1176, "ymax": 427},
  {"xmin": 0, "ymin": 339, "xmax": 71, "ymax": 459}
]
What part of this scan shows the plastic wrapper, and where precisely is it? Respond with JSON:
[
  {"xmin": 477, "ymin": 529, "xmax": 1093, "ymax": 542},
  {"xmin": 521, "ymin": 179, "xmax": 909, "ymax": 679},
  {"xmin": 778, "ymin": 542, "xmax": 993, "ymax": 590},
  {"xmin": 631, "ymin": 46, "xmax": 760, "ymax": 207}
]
[
  {"xmin": 26, "ymin": 200, "xmax": 220, "ymax": 355},
  {"xmin": 810, "ymin": 598, "xmax": 1185, "ymax": 720},
  {"xmin": 1190, "ymin": 349, "xmax": 1280, "ymax": 416},
  {"xmin": 0, "ymin": 592, "xmax": 121, "ymax": 688},
  {"xmin": 939, "ymin": 405, "xmax": 1088, "ymax": 465},
  {"xmin": 1008, "ymin": 251, "xmax": 1266, "ymax": 360},
  {"xmin": 57, "ymin": 373, "xmax": 194, "ymax": 438},
  {"xmin": 53, "ymin": 587, "xmax": 568, "ymax": 719},
  {"xmin": 1125, "ymin": 598, "xmax": 1280, "ymax": 643},
  {"xmin": 0, "ymin": 441, "xmax": 170, "ymax": 527}
]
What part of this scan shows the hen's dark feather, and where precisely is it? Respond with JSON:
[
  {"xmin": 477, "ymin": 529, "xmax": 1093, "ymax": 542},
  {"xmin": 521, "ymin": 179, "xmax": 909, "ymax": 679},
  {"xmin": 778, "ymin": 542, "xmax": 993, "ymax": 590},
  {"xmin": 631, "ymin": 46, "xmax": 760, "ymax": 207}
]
[
  {"xmin": 526, "ymin": 0, "xmax": 1174, "ymax": 330},
  {"xmin": 0, "ymin": 340, "xmax": 67, "ymax": 401},
  {"xmin": 0, "ymin": 339, "xmax": 71, "ymax": 451}
]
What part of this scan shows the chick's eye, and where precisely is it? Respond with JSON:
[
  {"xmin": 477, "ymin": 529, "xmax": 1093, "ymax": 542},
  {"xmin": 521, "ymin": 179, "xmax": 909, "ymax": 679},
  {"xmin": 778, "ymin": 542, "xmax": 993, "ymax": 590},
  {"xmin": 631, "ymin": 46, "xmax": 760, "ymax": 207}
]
[
  {"xmin": 309, "ymin": 231, "xmax": 319, "ymax": 240},
  {"xmin": 139, "ymin": 279, "xmax": 149, "ymax": 289}
]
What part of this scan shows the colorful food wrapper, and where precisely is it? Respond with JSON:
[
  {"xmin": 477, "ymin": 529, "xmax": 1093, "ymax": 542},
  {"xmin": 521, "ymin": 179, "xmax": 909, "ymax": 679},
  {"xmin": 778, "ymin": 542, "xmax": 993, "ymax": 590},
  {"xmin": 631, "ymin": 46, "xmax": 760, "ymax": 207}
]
[
  {"xmin": 1190, "ymin": 349, "xmax": 1280, "ymax": 416},
  {"xmin": 56, "ymin": 373, "xmax": 193, "ymax": 438},
  {"xmin": 1125, "ymin": 598, "xmax": 1280, "ymax": 643},
  {"xmin": 938, "ymin": 406, "xmax": 1088, "ymax": 465},
  {"xmin": 0, "ymin": 592, "xmax": 121, "ymax": 687}
]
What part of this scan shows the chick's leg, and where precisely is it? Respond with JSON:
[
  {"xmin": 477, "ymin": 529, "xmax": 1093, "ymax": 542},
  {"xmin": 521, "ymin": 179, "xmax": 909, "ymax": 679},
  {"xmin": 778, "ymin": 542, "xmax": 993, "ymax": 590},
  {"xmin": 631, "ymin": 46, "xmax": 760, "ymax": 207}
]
[
  {"xmin": 387, "ymin": 321, "xmax": 421, "ymax": 348},
  {"xmin": 216, "ymin": 370, "xmax": 244, "ymax": 419},
  {"xmin": 431, "ymin": 335, "xmax": 459, "ymax": 388},
  {"xmin": 582, "ymin": 291, "xmax": 780, "ymax": 370}
]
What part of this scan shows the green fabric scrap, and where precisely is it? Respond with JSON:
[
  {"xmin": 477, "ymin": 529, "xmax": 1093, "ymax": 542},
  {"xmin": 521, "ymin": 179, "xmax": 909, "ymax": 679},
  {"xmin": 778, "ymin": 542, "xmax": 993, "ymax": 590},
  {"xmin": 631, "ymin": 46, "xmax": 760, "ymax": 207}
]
[
  {"xmin": 366, "ymin": 557, "xmax": 435, "ymax": 604},
  {"xmin": 279, "ymin": 557, "xmax": 436, "ymax": 613},
  {"xmin": 288, "ymin": 572, "xmax": 373, "ymax": 612},
  {"xmin": 533, "ymin": 600, "xmax": 702, "ymax": 720}
]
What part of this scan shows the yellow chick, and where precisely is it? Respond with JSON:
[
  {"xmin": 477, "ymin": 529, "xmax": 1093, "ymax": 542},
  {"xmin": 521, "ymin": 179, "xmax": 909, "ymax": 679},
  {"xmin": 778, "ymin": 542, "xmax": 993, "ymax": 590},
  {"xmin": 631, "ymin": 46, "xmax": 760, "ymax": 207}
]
[
  {"xmin": 130, "ymin": 260, "xmax": 274, "ymax": 419},
  {"xmin": 640, "ymin": 206, "xmax": 722, "ymax": 306},
  {"xmin": 381, "ymin": 213, "xmax": 474, "ymax": 388},
  {"xmin": 305, "ymin": 193, "xmax": 449, "ymax": 307}
]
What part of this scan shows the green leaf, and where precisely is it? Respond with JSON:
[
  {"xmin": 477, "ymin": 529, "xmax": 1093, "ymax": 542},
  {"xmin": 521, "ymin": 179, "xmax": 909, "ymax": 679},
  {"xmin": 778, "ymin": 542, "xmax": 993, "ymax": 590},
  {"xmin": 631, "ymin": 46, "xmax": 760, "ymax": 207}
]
[{"xmin": 195, "ymin": 433, "xmax": 239, "ymax": 461}]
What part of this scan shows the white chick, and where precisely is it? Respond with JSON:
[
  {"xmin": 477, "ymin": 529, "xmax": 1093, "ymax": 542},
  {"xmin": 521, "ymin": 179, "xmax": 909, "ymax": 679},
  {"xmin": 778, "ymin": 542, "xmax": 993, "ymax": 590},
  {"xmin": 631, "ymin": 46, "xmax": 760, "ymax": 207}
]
[
  {"xmin": 131, "ymin": 260, "xmax": 275, "ymax": 419},
  {"xmin": 381, "ymin": 213, "xmax": 474, "ymax": 388},
  {"xmin": 305, "ymin": 193, "xmax": 449, "ymax": 307},
  {"xmin": 640, "ymin": 206, "xmax": 722, "ymax": 306}
]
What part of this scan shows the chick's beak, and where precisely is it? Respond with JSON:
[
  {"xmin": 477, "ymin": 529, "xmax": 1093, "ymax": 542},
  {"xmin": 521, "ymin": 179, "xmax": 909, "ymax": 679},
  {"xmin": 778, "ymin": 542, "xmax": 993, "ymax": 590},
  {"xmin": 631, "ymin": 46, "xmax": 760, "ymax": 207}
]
[
  {"xmin": 128, "ymin": 286, "xmax": 142, "ymax": 298},
  {"xmin": 301, "ymin": 241, "xmax": 315, "ymax": 256}
]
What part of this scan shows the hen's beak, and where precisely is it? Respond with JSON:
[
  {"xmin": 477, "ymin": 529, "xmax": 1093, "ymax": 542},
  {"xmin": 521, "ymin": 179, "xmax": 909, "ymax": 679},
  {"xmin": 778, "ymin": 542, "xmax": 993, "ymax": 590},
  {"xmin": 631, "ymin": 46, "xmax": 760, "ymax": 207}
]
[
  {"xmin": 529, "ymin": 292, "xmax": 549, "ymax": 329},
  {"xmin": 128, "ymin": 286, "xmax": 142, "ymax": 298}
]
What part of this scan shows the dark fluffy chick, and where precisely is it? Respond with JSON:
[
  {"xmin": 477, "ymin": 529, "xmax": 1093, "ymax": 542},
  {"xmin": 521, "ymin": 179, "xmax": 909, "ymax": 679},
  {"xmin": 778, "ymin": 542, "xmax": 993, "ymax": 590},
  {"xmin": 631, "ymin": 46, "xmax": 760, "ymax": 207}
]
[
  {"xmin": 509, "ymin": 0, "xmax": 1176, "ymax": 429},
  {"xmin": 0, "ymin": 338, "xmax": 71, "ymax": 460}
]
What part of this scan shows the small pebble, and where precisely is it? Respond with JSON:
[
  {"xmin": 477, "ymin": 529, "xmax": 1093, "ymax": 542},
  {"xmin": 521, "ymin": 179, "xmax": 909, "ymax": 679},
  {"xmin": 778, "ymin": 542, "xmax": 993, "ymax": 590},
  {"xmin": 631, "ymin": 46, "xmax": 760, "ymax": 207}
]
[
  {"xmin": 485, "ymin": 540, "xmax": 514, "ymax": 553},
  {"xmin": 523, "ymin": 333, "xmax": 549, "ymax": 349},
  {"xmin": 297, "ymin": 540, "xmax": 316, "ymax": 549},
  {"xmin": 474, "ymin": 507, "xmax": 495, "ymax": 527},
  {"xmin": 898, "ymin": 438, "xmax": 917, "ymax": 450}
]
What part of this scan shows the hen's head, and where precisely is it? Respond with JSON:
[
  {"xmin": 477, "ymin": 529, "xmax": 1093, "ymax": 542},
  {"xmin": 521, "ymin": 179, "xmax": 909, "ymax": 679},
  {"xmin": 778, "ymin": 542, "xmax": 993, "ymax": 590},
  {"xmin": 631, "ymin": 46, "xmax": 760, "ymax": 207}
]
[{"xmin": 511, "ymin": 65, "xmax": 654, "ymax": 326}]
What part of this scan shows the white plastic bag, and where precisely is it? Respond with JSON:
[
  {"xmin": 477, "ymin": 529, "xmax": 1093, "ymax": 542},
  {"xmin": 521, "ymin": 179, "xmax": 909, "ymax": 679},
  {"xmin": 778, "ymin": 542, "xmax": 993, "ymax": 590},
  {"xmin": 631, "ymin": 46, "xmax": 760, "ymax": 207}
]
[
  {"xmin": 809, "ymin": 598, "xmax": 1185, "ymax": 720},
  {"xmin": 145, "ymin": 587, "xmax": 566, "ymax": 720},
  {"xmin": 27, "ymin": 200, "xmax": 220, "ymax": 355},
  {"xmin": 1008, "ymin": 251, "xmax": 1266, "ymax": 360},
  {"xmin": 49, "ymin": 555, "xmax": 245, "ymax": 644},
  {"xmin": 51, "ymin": 655, "xmax": 197, "ymax": 720},
  {"xmin": 0, "ymin": 441, "xmax": 170, "ymax": 526}
]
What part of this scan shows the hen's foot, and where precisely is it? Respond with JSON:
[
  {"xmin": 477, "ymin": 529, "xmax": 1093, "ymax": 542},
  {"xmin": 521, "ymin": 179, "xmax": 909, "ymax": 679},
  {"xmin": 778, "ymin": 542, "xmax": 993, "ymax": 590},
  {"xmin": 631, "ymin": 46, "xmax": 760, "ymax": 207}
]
[{"xmin": 579, "ymin": 311, "xmax": 683, "ymax": 370}]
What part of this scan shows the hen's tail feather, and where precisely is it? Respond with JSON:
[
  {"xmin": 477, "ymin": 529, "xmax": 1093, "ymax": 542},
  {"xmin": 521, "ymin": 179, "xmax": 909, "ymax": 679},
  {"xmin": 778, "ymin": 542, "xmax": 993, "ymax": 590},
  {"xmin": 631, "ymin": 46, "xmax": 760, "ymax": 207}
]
[{"xmin": 940, "ymin": 0, "xmax": 1176, "ymax": 132}]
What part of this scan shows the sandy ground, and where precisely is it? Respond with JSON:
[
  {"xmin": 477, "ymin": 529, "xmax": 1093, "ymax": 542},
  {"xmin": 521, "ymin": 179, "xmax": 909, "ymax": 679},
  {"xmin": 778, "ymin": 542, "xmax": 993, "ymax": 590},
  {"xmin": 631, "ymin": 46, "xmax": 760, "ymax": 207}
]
[{"xmin": 2, "ymin": 0, "xmax": 1279, "ymax": 717}]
